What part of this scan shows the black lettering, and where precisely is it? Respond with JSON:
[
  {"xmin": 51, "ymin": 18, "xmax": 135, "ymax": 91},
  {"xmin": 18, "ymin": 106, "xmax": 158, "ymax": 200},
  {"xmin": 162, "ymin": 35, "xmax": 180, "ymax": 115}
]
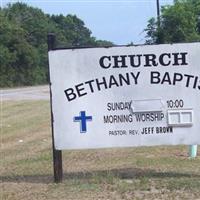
[
  {"xmin": 173, "ymin": 73, "xmax": 183, "ymax": 85},
  {"xmin": 151, "ymin": 71, "xmax": 160, "ymax": 84},
  {"xmin": 96, "ymin": 77, "xmax": 107, "ymax": 91},
  {"xmin": 112, "ymin": 55, "xmax": 128, "ymax": 68},
  {"xmin": 159, "ymin": 53, "xmax": 171, "ymax": 66},
  {"xmin": 85, "ymin": 80, "xmax": 95, "ymax": 93},
  {"xmin": 161, "ymin": 72, "xmax": 171, "ymax": 84},
  {"xmin": 144, "ymin": 54, "xmax": 158, "ymax": 67},
  {"xmin": 184, "ymin": 74, "xmax": 194, "ymax": 87},
  {"xmin": 130, "ymin": 72, "xmax": 140, "ymax": 84},
  {"xmin": 64, "ymin": 88, "xmax": 76, "ymax": 101},
  {"xmin": 193, "ymin": 76, "xmax": 198, "ymax": 89},
  {"xmin": 75, "ymin": 83, "xmax": 87, "ymax": 97},
  {"xmin": 129, "ymin": 55, "xmax": 142, "ymax": 67},
  {"xmin": 119, "ymin": 73, "xmax": 130, "ymax": 86},
  {"xmin": 99, "ymin": 56, "xmax": 111, "ymax": 69},
  {"xmin": 172, "ymin": 52, "xmax": 188, "ymax": 66},
  {"xmin": 109, "ymin": 75, "xmax": 119, "ymax": 88},
  {"xmin": 107, "ymin": 103, "xmax": 111, "ymax": 111}
]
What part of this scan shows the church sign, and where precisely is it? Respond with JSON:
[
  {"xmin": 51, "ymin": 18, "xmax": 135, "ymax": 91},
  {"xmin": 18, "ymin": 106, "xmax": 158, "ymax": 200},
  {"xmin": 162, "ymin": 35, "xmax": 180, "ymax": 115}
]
[{"xmin": 48, "ymin": 42, "xmax": 200, "ymax": 150}]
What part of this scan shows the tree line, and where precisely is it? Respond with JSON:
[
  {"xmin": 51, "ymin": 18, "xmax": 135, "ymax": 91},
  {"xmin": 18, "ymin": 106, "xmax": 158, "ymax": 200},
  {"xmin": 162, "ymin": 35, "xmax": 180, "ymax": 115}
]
[
  {"xmin": 0, "ymin": 3, "xmax": 113, "ymax": 87},
  {"xmin": 1, "ymin": 1, "xmax": 200, "ymax": 87}
]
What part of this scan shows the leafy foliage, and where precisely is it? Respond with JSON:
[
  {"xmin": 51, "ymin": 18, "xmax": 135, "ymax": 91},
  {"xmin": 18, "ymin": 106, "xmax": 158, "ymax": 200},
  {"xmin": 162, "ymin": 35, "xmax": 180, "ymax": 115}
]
[
  {"xmin": 0, "ymin": 3, "xmax": 113, "ymax": 87},
  {"xmin": 145, "ymin": 0, "xmax": 200, "ymax": 44}
]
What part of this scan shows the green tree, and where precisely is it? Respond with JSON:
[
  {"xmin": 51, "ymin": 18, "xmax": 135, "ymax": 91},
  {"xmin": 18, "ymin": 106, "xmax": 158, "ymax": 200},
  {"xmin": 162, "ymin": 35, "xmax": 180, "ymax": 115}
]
[
  {"xmin": 50, "ymin": 14, "xmax": 97, "ymax": 47},
  {"xmin": 0, "ymin": 14, "xmax": 44, "ymax": 87},
  {"xmin": 0, "ymin": 2, "xmax": 113, "ymax": 87},
  {"xmin": 145, "ymin": 0, "xmax": 200, "ymax": 44},
  {"xmin": 94, "ymin": 40, "xmax": 113, "ymax": 47}
]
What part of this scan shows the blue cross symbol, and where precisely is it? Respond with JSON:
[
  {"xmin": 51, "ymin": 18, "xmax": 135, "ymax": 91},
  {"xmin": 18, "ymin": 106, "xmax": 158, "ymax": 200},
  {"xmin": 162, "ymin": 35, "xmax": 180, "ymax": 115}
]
[{"xmin": 74, "ymin": 111, "xmax": 92, "ymax": 133}]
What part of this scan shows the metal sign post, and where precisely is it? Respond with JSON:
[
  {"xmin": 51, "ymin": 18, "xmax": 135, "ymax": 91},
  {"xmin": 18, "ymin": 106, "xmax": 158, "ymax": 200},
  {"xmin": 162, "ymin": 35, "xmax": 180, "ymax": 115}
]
[
  {"xmin": 189, "ymin": 145, "xmax": 198, "ymax": 158},
  {"xmin": 156, "ymin": 0, "xmax": 160, "ymax": 21},
  {"xmin": 47, "ymin": 33, "xmax": 63, "ymax": 183}
]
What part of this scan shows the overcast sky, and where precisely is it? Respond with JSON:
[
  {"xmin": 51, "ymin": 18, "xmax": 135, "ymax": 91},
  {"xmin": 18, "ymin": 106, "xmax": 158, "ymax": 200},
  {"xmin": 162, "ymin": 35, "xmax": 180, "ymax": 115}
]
[{"xmin": 1, "ymin": 0, "xmax": 173, "ymax": 44}]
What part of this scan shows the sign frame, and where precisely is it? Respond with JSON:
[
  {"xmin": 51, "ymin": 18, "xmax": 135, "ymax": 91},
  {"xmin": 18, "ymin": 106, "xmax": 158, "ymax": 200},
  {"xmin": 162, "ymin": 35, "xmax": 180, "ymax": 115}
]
[
  {"xmin": 47, "ymin": 34, "xmax": 200, "ymax": 182},
  {"xmin": 47, "ymin": 33, "xmax": 63, "ymax": 183}
]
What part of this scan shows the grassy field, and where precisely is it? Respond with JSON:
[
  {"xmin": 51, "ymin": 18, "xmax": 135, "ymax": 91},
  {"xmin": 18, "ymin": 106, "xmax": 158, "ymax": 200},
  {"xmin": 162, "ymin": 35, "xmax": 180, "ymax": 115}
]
[{"xmin": 1, "ymin": 100, "xmax": 200, "ymax": 200}]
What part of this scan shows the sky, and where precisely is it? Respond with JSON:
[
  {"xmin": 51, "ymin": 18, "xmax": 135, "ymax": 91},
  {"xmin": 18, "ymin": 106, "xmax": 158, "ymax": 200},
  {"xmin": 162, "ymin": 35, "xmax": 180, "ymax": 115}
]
[{"xmin": 1, "ymin": 0, "xmax": 173, "ymax": 45}]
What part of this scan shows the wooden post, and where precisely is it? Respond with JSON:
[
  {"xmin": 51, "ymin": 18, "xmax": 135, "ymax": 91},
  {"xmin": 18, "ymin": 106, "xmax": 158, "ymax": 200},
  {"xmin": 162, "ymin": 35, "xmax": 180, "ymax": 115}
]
[{"xmin": 47, "ymin": 33, "xmax": 63, "ymax": 183}]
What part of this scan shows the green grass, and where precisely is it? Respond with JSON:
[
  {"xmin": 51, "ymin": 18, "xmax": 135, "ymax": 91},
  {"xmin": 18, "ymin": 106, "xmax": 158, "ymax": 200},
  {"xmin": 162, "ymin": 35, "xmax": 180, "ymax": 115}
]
[{"xmin": 1, "ymin": 100, "xmax": 200, "ymax": 200}]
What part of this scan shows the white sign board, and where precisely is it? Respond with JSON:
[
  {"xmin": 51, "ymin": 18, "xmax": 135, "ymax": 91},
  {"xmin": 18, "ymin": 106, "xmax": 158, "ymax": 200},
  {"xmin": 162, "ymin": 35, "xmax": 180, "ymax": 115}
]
[{"xmin": 48, "ymin": 43, "xmax": 200, "ymax": 150}]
